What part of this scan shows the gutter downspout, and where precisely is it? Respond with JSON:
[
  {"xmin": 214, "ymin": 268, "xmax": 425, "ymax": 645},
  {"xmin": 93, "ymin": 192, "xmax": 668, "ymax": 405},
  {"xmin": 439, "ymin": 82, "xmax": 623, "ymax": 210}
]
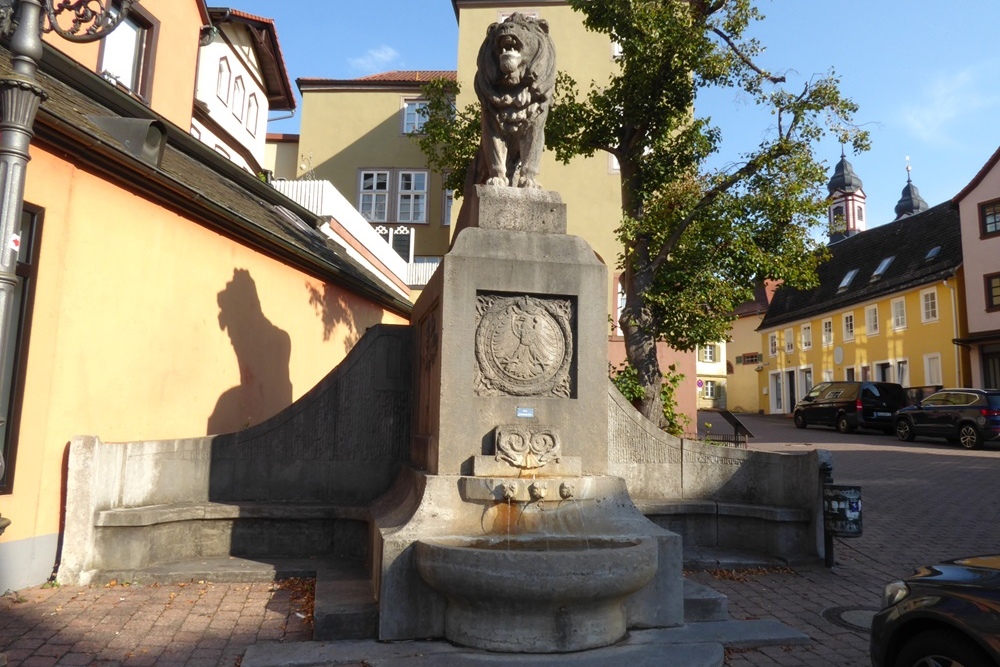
[{"xmin": 944, "ymin": 278, "xmax": 962, "ymax": 386}]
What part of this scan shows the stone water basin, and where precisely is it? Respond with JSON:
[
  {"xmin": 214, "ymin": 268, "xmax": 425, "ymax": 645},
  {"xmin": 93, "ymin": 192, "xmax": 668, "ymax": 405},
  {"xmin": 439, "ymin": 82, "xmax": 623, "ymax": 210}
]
[{"xmin": 414, "ymin": 535, "xmax": 658, "ymax": 653}]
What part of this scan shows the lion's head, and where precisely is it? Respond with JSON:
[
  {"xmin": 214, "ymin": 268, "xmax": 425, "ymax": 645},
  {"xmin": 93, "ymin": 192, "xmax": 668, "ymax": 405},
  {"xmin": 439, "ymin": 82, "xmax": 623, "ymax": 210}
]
[{"xmin": 476, "ymin": 13, "xmax": 556, "ymax": 98}]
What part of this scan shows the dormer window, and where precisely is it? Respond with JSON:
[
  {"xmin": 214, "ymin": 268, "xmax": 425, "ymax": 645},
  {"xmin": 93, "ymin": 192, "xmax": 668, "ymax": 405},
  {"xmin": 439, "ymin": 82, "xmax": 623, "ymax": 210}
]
[
  {"xmin": 838, "ymin": 269, "xmax": 858, "ymax": 292},
  {"xmin": 925, "ymin": 246, "xmax": 941, "ymax": 261},
  {"xmin": 870, "ymin": 256, "xmax": 894, "ymax": 282}
]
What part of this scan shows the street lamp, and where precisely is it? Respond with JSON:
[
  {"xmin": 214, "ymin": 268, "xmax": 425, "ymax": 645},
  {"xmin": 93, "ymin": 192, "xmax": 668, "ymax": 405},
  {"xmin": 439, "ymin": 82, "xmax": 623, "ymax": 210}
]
[{"xmin": 0, "ymin": 0, "xmax": 141, "ymax": 526}]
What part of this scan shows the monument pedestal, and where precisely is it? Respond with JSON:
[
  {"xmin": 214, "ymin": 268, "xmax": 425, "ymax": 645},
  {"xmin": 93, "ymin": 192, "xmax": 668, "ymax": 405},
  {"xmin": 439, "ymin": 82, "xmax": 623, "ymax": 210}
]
[{"xmin": 370, "ymin": 186, "xmax": 684, "ymax": 650}]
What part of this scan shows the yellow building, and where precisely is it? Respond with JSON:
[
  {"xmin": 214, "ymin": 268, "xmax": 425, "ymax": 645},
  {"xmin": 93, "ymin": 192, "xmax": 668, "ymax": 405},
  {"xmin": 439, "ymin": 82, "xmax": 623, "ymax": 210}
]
[
  {"xmin": 758, "ymin": 191, "xmax": 968, "ymax": 414},
  {"xmin": 727, "ymin": 282, "xmax": 776, "ymax": 413}
]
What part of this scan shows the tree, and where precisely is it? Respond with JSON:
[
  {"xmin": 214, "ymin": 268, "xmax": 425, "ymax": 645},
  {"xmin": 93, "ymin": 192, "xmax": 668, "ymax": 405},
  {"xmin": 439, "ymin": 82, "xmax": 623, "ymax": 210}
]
[{"xmin": 415, "ymin": 1, "xmax": 868, "ymax": 425}]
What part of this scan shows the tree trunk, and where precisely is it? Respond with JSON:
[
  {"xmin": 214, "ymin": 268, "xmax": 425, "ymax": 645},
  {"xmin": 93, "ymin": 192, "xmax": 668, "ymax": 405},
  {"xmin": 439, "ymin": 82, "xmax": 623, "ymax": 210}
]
[{"xmin": 620, "ymin": 241, "xmax": 665, "ymax": 426}]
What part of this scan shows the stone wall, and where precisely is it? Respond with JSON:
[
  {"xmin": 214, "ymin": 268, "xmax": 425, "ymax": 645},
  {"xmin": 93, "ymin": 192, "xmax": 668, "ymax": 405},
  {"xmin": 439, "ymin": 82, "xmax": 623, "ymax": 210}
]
[{"xmin": 59, "ymin": 325, "xmax": 412, "ymax": 584}]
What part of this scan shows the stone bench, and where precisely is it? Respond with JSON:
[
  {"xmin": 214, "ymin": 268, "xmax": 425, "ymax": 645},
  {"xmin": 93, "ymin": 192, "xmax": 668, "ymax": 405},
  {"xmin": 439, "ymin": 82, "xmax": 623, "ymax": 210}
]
[
  {"xmin": 89, "ymin": 501, "xmax": 370, "ymax": 577},
  {"xmin": 634, "ymin": 499, "xmax": 815, "ymax": 562}
]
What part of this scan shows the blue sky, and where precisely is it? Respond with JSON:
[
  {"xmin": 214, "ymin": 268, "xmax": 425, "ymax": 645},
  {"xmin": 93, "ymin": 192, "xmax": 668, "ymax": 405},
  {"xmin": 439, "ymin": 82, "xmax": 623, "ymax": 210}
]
[{"xmin": 235, "ymin": 0, "xmax": 1000, "ymax": 229}]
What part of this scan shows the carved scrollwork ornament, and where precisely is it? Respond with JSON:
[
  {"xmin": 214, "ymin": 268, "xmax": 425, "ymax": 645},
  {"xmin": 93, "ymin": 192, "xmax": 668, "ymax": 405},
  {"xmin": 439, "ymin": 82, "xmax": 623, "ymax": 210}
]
[
  {"xmin": 494, "ymin": 425, "xmax": 562, "ymax": 470},
  {"xmin": 43, "ymin": 0, "xmax": 138, "ymax": 42}
]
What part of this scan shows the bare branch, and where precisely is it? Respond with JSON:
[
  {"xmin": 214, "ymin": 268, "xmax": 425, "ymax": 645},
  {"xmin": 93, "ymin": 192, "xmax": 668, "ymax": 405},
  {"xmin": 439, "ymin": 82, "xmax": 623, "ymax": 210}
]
[{"xmin": 711, "ymin": 27, "xmax": 785, "ymax": 84}]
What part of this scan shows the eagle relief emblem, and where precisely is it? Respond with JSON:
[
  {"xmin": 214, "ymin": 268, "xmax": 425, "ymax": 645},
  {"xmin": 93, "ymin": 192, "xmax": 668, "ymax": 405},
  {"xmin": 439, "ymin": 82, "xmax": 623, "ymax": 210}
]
[{"xmin": 474, "ymin": 294, "xmax": 573, "ymax": 397}]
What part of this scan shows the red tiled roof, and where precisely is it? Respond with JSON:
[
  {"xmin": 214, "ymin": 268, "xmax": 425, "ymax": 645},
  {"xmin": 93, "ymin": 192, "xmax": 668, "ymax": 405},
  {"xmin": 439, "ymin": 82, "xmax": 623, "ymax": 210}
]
[
  {"xmin": 298, "ymin": 71, "xmax": 457, "ymax": 88},
  {"xmin": 357, "ymin": 70, "xmax": 457, "ymax": 83}
]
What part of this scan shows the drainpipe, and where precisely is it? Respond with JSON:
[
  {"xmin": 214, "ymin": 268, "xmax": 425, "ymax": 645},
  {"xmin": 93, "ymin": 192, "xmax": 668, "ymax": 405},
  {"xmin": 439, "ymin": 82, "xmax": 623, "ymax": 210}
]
[{"xmin": 943, "ymin": 278, "xmax": 961, "ymax": 386}]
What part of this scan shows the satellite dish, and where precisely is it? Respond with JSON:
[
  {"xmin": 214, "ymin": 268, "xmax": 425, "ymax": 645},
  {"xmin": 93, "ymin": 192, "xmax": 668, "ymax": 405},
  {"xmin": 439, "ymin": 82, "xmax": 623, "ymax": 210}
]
[{"xmin": 833, "ymin": 346, "xmax": 844, "ymax": 365}]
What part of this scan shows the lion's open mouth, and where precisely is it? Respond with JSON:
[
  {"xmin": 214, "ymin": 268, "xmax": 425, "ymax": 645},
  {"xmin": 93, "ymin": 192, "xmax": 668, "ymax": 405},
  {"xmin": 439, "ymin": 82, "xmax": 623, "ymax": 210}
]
[
  {"xmin": 498, "ymin": 33, "xmax": 523, "ymax": 76},
  {"xmin": 498, "ymin": 33, "xmax": 522, "ymax": 57}
]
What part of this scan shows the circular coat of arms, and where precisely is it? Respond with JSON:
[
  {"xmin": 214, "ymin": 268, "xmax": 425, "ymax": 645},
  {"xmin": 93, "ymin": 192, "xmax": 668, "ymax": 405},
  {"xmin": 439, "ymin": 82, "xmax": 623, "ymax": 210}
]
[{"xmin": 475, "ymin": 295, "xmax": 573, "ymax": 397}]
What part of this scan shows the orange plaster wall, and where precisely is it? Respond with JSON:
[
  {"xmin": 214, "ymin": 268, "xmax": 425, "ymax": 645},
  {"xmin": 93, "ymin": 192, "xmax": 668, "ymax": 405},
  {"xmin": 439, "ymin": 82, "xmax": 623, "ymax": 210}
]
[
  {"xmin": 2, "ymin": 146, "xmax": 406, "ymax": 542},
  {"xmin": 43, "ymin": 0, "xmax": 202, "ymax": 129}
]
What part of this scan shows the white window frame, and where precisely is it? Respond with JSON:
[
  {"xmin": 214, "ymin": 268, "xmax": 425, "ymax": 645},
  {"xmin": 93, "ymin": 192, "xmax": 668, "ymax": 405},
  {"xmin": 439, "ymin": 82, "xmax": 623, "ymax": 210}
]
[
  {"xmin": 800, "ymin": 366, "xmax": 814, "ymax": 400},
  {"xmin": 866, "ymin": 304, "xmax": 879, "ymax": 336},
  {"xmin": 822, "ymin": 369, "xmax": 834, "ymax": 382},
  {"xmin": 442, "ymin": 189, "xmax": 453, "ymax": 226},
  {"xmin": 801, "ymin": 324, "xmax": 812, "ymax": 350},
  {"xmin": 924, "ymin": 353, "xmax": 943, "ymax": 386},
  {"xmin": 822, "ymin": 318, "xmax": 833, "ymax": 347},
  {"xmin": 359, "ymin": 170, "xmax": 390, "ymax": 222},
  {"xmin": 874, "ymin": 359, "xmax": 893, "ymax": 382},
  {"xmin": 703, "ymin": 380, "xmax": 717, "ymax": 399},
  {"xmin": 784, "ymin": 327, "xmax": 794, "ymax": 353},
  {"xmin": 921, "ymin": 287, "xmax": 939, "ymax": 323},
  {"xmin": 397, "ymin": 171, "xmax": 428, "ymax": 223},
  {"xmin": 216, "ymin": 57, "xmax": 231, "ymax": 104},
  {"xmin": 891, "ymin": 297, "xmax": 907, "ymax": 330},
  {"xmin": 843, "ymin": 313, "xmax": 855, "ymax": 342},
  {"xmin": 701, "ymin": 344, "xmax": 717, "ymax": 363},
  {"xmin": 768, "ymin": 332, "xmax": 778, "ymax": 357},
  {"xmin": 896, "ymin": 359, "xmax": 909, "ymax": 387},
  {"xmin": 232, "ymin": 76, "xmax": 245, "ymax": 122},
  {"xmin": 99, "ymin": 6, "xmax": 152, "ymax": 99},
  {"xmin": 403, "ymin": 99, "xmax": 429, "ymax": 134},
  {"xmin": 246, "ymin": 94, "xmax": 259, "ymax": 136}
]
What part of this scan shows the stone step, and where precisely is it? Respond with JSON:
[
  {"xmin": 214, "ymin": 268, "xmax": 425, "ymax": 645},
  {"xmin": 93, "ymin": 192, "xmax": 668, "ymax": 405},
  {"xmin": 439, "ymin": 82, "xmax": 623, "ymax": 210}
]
[
  {"xmin": 683, "ymin": 578, "xmax": 729, "ymax": 623},
  {"xmin": 94, "ymin": 555, "xmax": 336, "ymax": 586},
  {"xmin": 313, "ymin": 563, "xmax": 377, "ymax": 641}
]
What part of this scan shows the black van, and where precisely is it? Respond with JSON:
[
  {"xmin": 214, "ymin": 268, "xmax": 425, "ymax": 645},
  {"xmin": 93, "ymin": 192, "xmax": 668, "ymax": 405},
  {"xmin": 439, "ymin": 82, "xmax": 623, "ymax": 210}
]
[{"xmin": 792, "ymin": 381, "xmax": 907, "ymax": 434}]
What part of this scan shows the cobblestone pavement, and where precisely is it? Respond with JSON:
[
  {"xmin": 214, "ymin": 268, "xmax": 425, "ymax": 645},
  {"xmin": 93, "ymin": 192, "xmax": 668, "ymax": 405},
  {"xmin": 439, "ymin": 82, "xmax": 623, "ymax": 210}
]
[
  {"xmin": 0, "ymin": 580, "xmax": 311, "ymax": 667},
  {"xmin": 3, "ymin": 412, "xmax": 999, "ymax": 666}
]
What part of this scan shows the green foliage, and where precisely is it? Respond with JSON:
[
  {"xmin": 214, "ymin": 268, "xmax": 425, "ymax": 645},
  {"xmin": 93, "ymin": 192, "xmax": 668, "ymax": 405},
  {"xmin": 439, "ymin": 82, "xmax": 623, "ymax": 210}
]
[{"xmin": 610, "ymin": 360, "xmax": 689, "ymax": 436}]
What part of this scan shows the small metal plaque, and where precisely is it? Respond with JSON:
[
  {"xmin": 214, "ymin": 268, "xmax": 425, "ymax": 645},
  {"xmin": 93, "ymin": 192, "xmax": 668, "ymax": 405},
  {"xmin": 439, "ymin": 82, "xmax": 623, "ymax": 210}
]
[{"xmin": 516, "ymin": 407, "xmax": 535, "ymax": 418}]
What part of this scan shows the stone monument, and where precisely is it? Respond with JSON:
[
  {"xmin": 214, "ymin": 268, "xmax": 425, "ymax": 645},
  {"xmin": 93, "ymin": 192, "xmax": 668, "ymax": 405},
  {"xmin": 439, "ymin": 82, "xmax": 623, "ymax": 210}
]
[{"xmin": 368, "ymin": 13, "xmax": 686, "ymax": 653}]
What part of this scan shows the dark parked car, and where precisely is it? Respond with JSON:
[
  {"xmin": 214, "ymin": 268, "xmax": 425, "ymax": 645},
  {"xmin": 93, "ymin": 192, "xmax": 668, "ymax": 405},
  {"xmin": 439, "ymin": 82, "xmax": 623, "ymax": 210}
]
[
  {"xmin": 894, "ymin": 389, "xmax": 1000, "ymax": 449},
  {"xmin": 871, "ymin": 554, "xmax": 1000, "ymax": 667},
  {"xmin": 793, "ymin": 381, "xmax": 907, "ymax": 434}
]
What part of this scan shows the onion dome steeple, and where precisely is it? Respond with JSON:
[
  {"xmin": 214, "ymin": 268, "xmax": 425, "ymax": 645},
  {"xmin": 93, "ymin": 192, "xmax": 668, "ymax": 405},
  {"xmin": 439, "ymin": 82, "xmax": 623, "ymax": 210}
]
[
  {"xmin": 894, "ymin": 161, "xmax": 929, "ymax": 220},
  {"xmin": 827, "ymin": 152, "xmax": 864, "ymax": 195},
  {"xmin": 827, "ymin": 149, "xmax": 867, "ymax": 244}
]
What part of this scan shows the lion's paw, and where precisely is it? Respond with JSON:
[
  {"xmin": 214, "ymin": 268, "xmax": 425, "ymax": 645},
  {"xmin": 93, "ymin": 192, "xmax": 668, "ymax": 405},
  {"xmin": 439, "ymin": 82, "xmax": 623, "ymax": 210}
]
[
  {"xmin": 517, "ymin": 177, "xmax": 542, "ymax": 189},
  {"xmin": 486, "ymin": 176, "xmax": 509, "ymax": 187}
]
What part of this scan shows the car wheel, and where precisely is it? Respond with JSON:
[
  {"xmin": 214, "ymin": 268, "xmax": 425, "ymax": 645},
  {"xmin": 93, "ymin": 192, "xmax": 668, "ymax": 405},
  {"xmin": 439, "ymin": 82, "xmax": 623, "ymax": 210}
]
[
  {"xmin": 836, "ymin": 414, "xmax": 855, "ymax": 434},
  {"xmin": 892, "ymin": 627, "xmax": 993, "ymax": 667},
  {"xmin": 793, "ymin": 412, "xmax": 806, "ymax": 429},
  {"xmin": 895, "ymin": 419, "xmax": 915, "ymax": 442},
  {"xmin": 958, "ymin": 424, "xmax": 984, "ymax": 450}
]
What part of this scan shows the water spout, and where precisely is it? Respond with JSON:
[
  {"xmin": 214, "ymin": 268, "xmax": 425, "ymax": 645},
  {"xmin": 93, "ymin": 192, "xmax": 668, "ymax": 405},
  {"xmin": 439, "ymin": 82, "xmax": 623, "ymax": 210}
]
[{"xmin": 528, "ymin": 481, "xmax": 548, "ymax": 501}]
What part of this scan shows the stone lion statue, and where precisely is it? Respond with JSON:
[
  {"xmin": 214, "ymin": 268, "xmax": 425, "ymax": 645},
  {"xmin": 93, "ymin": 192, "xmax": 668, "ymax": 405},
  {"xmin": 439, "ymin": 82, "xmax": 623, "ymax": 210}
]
[{"xmin": 473, "ymin": 13, "xmax": 556, "ymax": 189}]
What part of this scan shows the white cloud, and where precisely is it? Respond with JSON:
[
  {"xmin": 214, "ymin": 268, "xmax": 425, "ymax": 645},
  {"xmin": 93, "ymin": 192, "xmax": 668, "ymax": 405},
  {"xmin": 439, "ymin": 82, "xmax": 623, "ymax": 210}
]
[
  {"xmin": 899, "ymin": 64, "xmax": 1000, "ymax": 146},
  {"xmin": 348, "ymin": 46, "xmax": 400, "ymax": 74}
]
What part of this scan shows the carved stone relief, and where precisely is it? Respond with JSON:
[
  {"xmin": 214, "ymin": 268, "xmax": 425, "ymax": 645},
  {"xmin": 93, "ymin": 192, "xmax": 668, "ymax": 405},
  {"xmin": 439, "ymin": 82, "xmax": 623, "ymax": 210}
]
[
  {"xmin": 494, "ymin": 425, "xmax": 562, "ymax": 470},
  {"xmin": 474, "ymin": 294, "xmax": 573, "ymax": 397}
]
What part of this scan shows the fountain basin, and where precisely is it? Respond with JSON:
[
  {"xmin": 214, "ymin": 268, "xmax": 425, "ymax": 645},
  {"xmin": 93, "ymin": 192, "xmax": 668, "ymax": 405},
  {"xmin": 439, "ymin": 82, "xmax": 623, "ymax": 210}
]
[{"xmin": 414, "ymin": 535, "xmax": 658, "ymax": 653}]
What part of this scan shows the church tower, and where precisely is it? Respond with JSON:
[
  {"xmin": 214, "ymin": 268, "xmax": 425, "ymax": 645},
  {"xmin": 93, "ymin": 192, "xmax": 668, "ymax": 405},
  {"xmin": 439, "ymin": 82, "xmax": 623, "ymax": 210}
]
[
  {"xmin": 827, "ymin": 150, "xmax": 867, "ymax": 244},
  {"xmin": 893, "ymin": 162, "xmax": 929, "ymax": 220}
]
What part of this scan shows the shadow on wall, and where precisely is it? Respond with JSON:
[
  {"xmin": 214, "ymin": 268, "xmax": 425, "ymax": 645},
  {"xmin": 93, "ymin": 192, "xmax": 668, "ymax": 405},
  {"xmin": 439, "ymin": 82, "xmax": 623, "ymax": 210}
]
[
  {"xmin": 306, "ymin": 281, "xmax": 359, "ymax": 352},
  {"xmin": 208, "ymin": 269, "xmax": 293, "ymax": 434}
]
